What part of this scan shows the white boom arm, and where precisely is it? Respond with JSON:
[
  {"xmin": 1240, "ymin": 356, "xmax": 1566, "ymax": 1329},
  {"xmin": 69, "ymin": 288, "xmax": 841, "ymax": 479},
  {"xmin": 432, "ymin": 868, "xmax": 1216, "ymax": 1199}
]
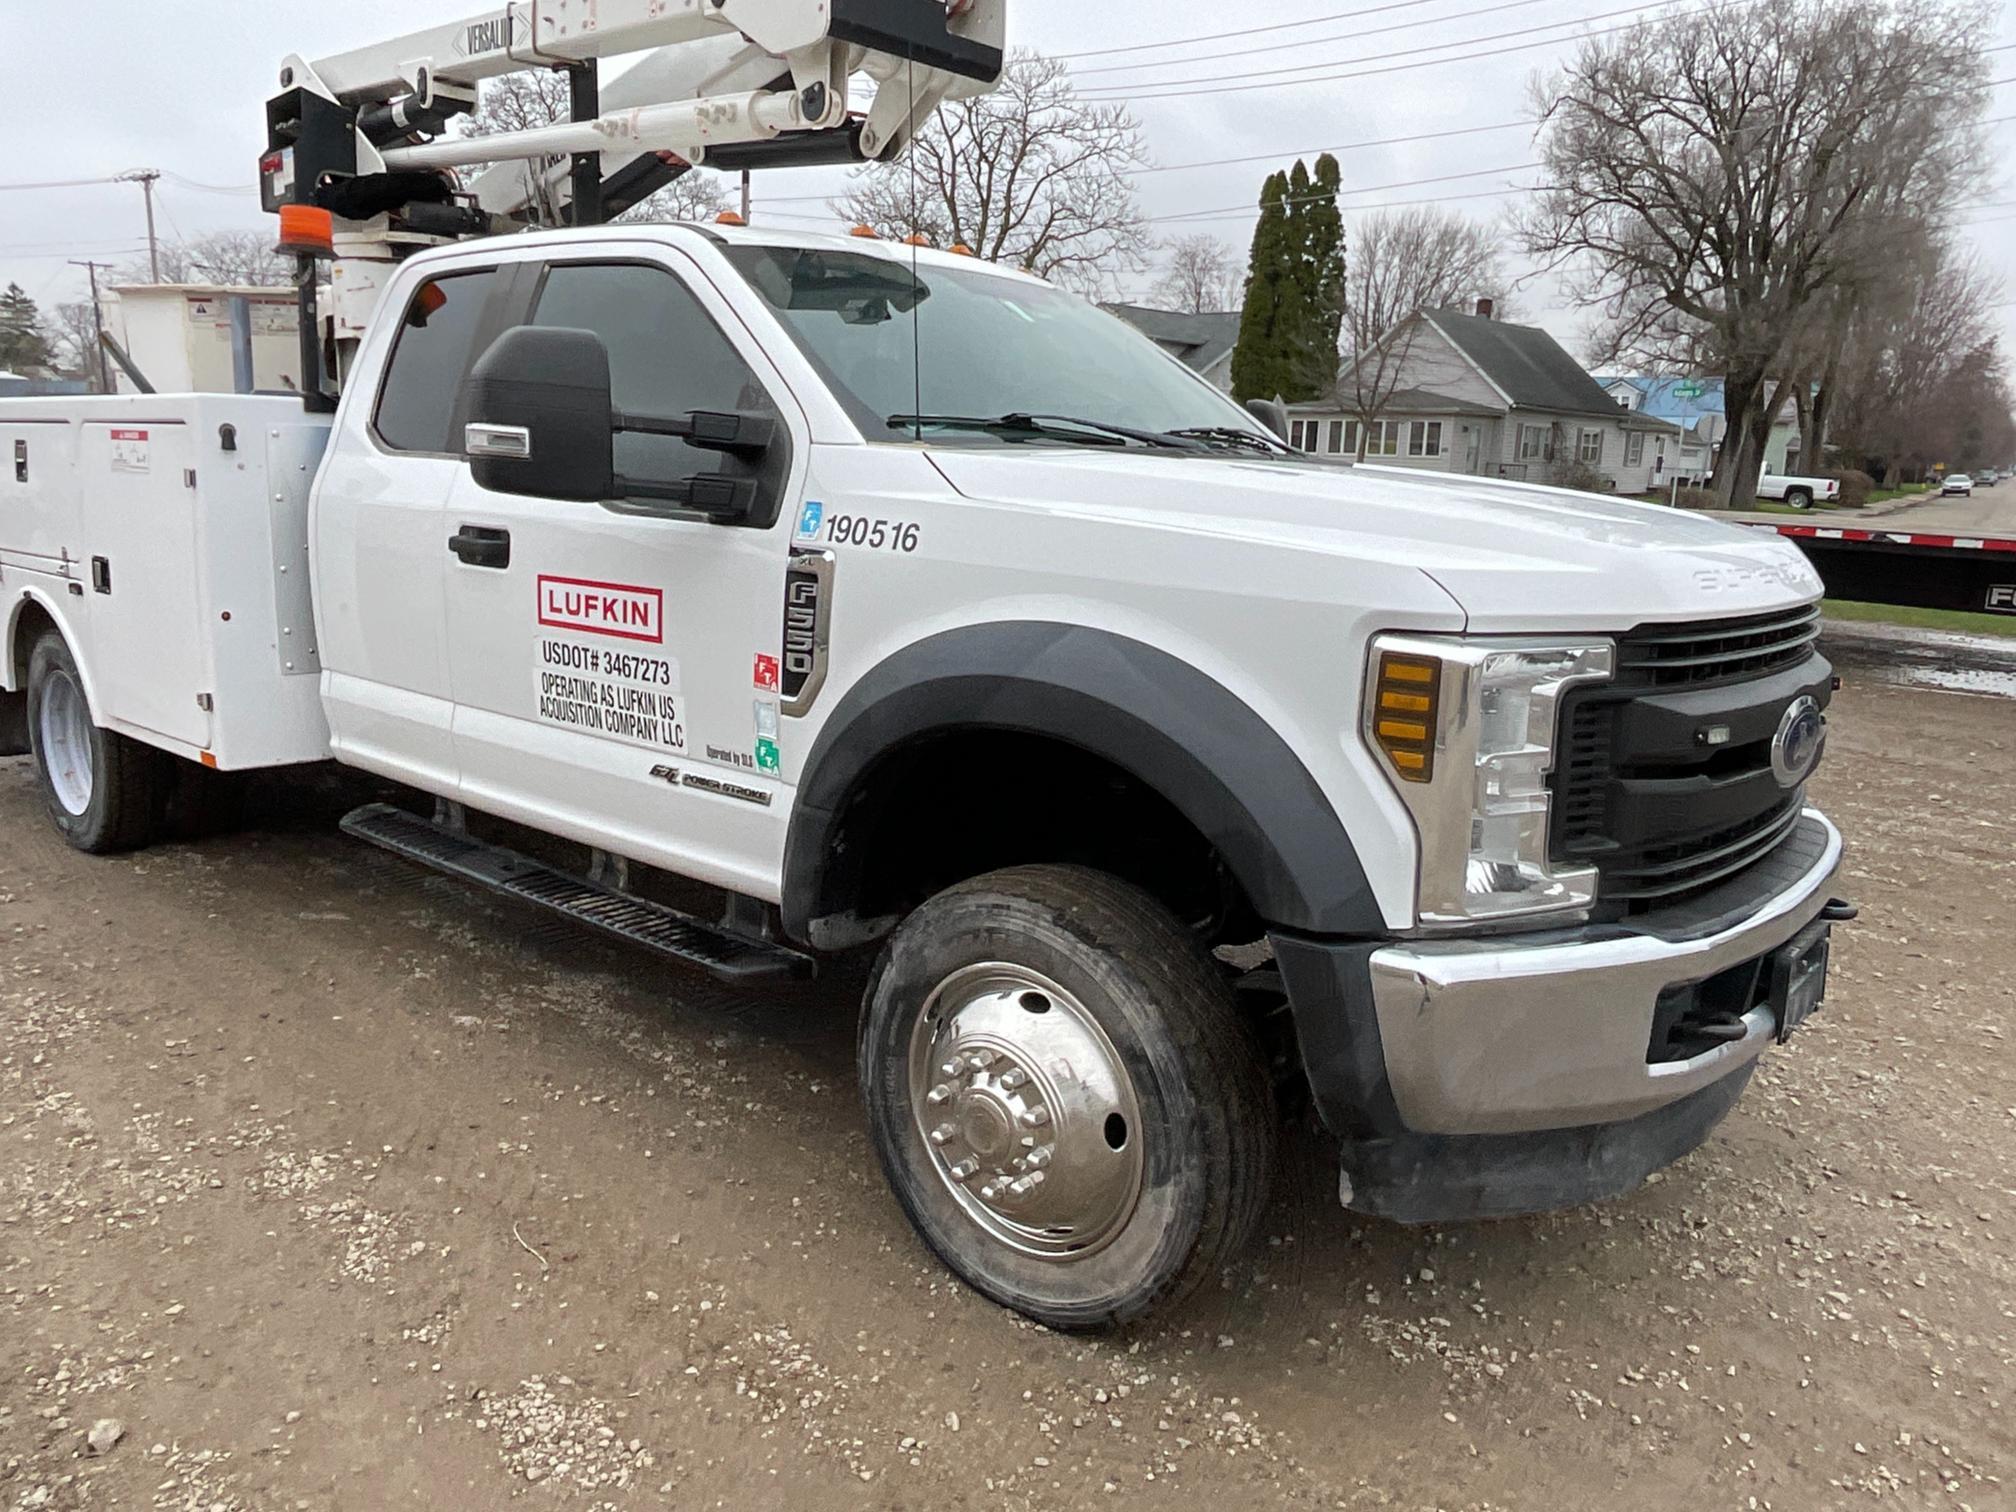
[{"xmin": 263, "ymin": 1, "xmax": 1003, "ymax": 405}]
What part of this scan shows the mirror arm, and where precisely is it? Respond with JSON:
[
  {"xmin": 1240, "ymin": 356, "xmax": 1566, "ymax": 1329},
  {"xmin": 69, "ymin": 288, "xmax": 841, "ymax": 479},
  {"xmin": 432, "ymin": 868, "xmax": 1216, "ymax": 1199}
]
[
  {"xmin": 607, "ymin": 472, "xmax": 753, "ymax": 519},
  {"xmin": 612, "ymin": 408, "xmax": 775, "ymax": 456}
]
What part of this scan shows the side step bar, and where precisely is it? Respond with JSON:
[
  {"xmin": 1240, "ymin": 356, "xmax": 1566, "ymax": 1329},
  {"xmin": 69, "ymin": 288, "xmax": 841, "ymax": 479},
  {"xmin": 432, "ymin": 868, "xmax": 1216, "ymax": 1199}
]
[{"xmin": 340, "ymin": 803, "xmax": 814, "ymax": 983}]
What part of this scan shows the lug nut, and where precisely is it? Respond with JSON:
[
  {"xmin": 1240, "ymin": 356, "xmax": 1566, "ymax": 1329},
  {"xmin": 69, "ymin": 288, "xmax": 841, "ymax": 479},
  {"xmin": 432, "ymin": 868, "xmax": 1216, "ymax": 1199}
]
[
  {"xmin": 1009, "ymin": 1172, "xmax": 1044, "ymax": 1197},
  {"xmin": 966, "ymin": 1049, "xmax": 995, "ymax": 1069},
  {"xmin": 948, "ymin": 1158, "xmax": 978, "ymax": 1181},
  {"xmin": 998, "ymin": 1069, "xmax": 1028, "ymax": 1090},
  {"xmin": 939, "ymin": 1059, "xmax": 962, "ymax": 1079},
  {"xmin": 1024, "ymin": 1146, "xmax": 1052, "ymax": 1169},
  {"xmin": 925, "ymin": 1083, "xmax": 953, "ymax": 1106},
  {"xmin": 929, "ymin": 1122, "xmax": 956, "ymax": 1146},
  {"xmin": 1019, "ymin": 1107, "xmax": 1050, "ymax": 1128}
]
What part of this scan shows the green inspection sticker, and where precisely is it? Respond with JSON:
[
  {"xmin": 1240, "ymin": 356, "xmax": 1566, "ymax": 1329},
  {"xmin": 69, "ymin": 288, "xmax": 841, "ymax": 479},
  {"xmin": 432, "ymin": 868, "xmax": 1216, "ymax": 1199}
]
[{"xmin": 755, "ymin": 737, "xmax": 780, "ymax": 774}]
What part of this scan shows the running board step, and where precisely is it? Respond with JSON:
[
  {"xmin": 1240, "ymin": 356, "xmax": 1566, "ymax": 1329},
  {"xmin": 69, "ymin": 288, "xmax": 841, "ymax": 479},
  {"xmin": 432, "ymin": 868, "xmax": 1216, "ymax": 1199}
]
[{"xmin": 339, "ymin": 803, "xmax": 813, "ymax": 982}]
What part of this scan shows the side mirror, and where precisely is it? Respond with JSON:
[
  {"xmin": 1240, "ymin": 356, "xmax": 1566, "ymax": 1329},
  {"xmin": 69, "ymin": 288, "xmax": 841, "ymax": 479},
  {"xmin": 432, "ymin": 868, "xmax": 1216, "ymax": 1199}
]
[
  {"xmin": 463, "ymin": 326, "xmax": 615, "ymax": 502},
  {"xmin": 1245, "ymin": 396, "xmax": 1289, "ymax": 441}
]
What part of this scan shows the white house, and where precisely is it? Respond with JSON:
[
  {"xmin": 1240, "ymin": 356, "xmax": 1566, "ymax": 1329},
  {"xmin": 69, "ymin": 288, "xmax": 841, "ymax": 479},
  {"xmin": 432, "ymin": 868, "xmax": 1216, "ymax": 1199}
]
[{"xmin": 1288, "ymin": 302, "xmax": 1677, "ymax": 492}]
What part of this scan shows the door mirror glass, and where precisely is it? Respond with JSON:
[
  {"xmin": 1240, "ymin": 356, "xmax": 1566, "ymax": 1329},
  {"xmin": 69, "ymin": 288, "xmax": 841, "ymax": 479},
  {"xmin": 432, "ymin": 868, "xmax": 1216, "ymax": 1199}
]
[{"xmin": 462, "ymin": 326, "xmax": 616, "ymax": 502}]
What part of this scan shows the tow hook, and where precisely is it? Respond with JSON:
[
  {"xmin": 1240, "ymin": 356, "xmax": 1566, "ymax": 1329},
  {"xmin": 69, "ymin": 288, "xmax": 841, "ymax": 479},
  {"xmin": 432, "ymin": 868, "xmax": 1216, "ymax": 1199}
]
[{"xmin": 1820, "ymin": 897, "xmax": 1858, "ymax": 923}]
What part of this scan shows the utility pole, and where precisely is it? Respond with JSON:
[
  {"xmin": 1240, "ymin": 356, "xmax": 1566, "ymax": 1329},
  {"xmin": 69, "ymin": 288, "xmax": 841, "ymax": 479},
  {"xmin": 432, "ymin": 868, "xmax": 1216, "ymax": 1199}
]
[
  {"xmin": 116, "ymin": 170, "xmax": 163, "ymax": 282},
  {"xmin": 68, "ymin": 260, "xmax": 114, "ymax": 393}
]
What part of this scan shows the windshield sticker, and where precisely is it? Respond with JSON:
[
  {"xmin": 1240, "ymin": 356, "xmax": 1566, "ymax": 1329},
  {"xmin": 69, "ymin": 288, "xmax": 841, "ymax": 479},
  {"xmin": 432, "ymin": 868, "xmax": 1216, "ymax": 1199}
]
[
  {"xmin": 795, "ymin": 500, "xmax": 825, "ymax": 540},
  {"xmin": 536, "ymin": 638, "xmax": 686, "ymax": 754},
  {"xmin": 822, "ymin": 513, "xmax": 920, "ymax": 552}
]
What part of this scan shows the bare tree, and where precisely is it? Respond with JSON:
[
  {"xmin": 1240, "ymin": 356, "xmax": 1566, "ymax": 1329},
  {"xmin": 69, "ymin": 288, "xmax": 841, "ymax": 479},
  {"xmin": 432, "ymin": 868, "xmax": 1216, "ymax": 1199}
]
[
  {"xmin": 1831, "ymin": 236, "xmax": 2005, "ymax": 480},
  {"xmin": 627, "ymin": 171, "xmax": 729, "ymax": 224},
  {"xmin": 46, "ymin": 302, "xmax": 106, "ymax": 388},
  {"xmin": 1148, "ymin": 235, "xmax": 1239, "ymax": 313},
  {"xmin": 466, "ymin": 70, "xmax": 573, "ymax": 138},
  {"xmin": 1332, "ymin": 207, "xmax": 1507, "ymax": 458},
  {"xmin": 117, "ymin": 230, "xmax": 290, "ymax": 288},
  {"xmin": 1522, "ymin": 0, "xmax": 1990, "ymax": 505},
  {"xmin": 834, "ymin": 51, "xmax": 1151, "ymax": 293}
]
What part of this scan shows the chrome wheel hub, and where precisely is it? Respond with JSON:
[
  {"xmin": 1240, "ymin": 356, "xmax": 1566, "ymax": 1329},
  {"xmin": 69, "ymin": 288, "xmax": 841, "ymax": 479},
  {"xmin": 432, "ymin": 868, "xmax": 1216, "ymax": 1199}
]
[
  {"xmin": 38, "ymin": 670, "xmax": 94, "ymax": 817},
  {"xmin": 908, "ymin": 964, "xmax": 1144, "ymax": 1260}
]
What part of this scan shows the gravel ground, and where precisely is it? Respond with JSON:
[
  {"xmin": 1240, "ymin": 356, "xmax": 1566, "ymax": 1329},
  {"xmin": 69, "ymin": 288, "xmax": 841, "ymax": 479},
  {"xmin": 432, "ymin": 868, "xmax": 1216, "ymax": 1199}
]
[{"xmin": 1, "ymin": 663, "xmax": 2011, "ymax": 1511}]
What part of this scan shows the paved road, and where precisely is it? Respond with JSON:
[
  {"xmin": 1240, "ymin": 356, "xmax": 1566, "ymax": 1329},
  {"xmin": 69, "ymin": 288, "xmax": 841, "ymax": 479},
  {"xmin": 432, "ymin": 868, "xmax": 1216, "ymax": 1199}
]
[
  {"xmin": 1727, "ymin": 485, "xmax": 2016, "ymax": 537},
  {"xmin": 2, "ymin": 673, "xmax": 2012, "ymax": 1511}
]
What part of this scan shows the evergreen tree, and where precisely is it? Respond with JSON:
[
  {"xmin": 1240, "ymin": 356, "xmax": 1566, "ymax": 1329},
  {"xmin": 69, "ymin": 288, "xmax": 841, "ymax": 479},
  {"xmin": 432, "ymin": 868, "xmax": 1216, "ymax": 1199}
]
[
  {"xmin": 1228, "ymin": 159, "xmax": 1346, "ymax": 404},
  {"xmin": 1298, "ymin": 154, "xmax": 1346, "ymax": 397},
  {"xmin": 1230, "ymin": 173, "xmax": 1296, "ymax": 402},
  {"xmin": 0, "ymin": 284, "xmax": 54, "ymax": 372}
]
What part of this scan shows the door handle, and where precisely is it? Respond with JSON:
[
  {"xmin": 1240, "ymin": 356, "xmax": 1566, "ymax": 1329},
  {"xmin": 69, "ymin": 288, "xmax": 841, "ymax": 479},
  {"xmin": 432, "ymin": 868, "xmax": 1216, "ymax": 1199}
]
[{"xmin": 449, "ymin": 525, "xmax": 511, "ymax": 569}]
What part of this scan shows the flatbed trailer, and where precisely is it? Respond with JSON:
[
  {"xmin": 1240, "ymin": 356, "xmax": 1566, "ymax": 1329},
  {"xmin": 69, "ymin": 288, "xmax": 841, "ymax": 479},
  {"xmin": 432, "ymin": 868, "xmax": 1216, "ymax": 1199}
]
[{"xmin": 1737, "ymin": 520, "xmax": 2016, "ymax": 616}]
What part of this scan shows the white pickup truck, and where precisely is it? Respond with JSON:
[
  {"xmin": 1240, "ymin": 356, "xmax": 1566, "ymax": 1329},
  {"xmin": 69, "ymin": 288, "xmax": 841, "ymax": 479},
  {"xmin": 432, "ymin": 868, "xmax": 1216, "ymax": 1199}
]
[
  {"xmin": 0, "ymin": 222, "xmax": 1854, "ymax": 1328},
  {"xmin": 1754, "ymin": 467, "xmax": 1841, "ymax": 510}
]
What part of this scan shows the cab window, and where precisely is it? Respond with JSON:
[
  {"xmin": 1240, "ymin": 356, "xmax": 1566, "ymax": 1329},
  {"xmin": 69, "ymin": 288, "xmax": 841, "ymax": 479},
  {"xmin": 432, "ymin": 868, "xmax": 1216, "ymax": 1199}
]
[{"xmin": 373, "ymin": 267, "xmax": 502, "ymax": 454}]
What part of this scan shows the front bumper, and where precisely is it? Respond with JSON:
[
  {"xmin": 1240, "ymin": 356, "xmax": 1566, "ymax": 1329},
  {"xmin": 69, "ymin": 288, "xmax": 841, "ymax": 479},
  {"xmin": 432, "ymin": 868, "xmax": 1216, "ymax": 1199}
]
[{"xmin": 1271, "ymin": 809, "xmax": 1844, "ymax": 1220}]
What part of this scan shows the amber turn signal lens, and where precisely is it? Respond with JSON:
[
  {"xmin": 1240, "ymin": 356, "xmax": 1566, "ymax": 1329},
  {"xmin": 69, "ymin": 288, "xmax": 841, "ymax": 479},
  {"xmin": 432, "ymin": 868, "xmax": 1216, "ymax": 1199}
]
[{"xmin": 1373, "ymin": 652, "xmax": 1440, "ymax": 782}]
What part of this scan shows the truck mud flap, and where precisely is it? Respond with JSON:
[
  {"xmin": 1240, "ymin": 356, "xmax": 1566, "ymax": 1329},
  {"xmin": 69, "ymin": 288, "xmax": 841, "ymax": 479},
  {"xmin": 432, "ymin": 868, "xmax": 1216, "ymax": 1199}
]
[
  {"xmin": 0, "ymin": 689, "xmax": 27, "ymax": 758},
  {"xmin": 340, "ymin": 802, "xmax": 813, "ymax": 983}
]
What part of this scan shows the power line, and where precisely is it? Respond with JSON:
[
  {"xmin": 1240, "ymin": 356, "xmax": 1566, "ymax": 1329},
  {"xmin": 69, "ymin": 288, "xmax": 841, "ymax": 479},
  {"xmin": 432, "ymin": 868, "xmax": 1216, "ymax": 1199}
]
[
  {"xmin": 1152, "ymin": 164, "xmax": 1542, "ymax": 226},
  {"xmin": 1077, "ymin": 0, "xmax": 1697, "ymax": 101},
  {"xmin": 1074, "ymin": 0, "xmax": 1573, "ymax": 78},
  {"xmin": 1054, "ymin": 0, "xmax": 1451, "ymax": 61}
]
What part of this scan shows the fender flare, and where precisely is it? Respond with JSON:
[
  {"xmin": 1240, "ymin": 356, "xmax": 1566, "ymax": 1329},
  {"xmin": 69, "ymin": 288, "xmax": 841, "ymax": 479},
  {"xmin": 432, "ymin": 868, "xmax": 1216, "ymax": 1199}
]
[
  {"xmin": 2, "ymin": 587, "xmax": 91, "ymax": 758},
  {"xmin": 781, "ymin": 621, "xmax": 1382, "ymax": 943}
]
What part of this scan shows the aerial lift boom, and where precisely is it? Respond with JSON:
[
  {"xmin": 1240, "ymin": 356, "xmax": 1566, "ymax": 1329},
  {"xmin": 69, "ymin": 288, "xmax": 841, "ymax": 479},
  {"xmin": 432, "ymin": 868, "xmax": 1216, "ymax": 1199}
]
[{"xmin": 259, "ymin": 0, "xmax": 1004, "ymax": 404}]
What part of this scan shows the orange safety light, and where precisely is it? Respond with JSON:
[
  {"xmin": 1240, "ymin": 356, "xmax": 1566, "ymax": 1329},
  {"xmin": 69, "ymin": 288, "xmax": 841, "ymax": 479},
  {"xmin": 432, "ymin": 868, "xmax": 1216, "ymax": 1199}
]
[
  {"xmin": 715, "ymin": 210, "xmax": 747, "ymax": 226},
  {"xmin": 903, "ymin": 233, "xmax": 931, "ymax": 247},
  {"xmin": 948, "ymin": 242, "xmax": 974, "ymax": 256},
  {"xmin": 276, "ymin": 203, "xmax": 335, "ymax": 258},
  {"xmin": 849, "ymin": 224, "xmax": 879, "ymax": 238}
]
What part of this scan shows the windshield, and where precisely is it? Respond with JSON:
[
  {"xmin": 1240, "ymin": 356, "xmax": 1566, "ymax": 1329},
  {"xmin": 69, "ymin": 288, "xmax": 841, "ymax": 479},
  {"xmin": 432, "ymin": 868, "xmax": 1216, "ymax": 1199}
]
[{"xmin": 722, "ymin": 244, "xmax": 1267, "ymax": 444}]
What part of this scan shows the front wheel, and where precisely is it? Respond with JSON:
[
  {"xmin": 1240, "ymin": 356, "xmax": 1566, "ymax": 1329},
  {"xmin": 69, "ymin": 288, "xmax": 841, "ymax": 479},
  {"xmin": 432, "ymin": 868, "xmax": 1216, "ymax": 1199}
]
[
  {"xmin": 25, "ymin": 631, "xmax": 162, "ymax": 853},
  {"xmin": 859, "ymin": 865, "xmax": 1277, "ymax": 1330}
]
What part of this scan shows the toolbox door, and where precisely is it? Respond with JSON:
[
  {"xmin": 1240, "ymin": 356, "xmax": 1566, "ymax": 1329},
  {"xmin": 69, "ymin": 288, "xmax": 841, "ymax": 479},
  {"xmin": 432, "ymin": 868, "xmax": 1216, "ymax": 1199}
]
[{"xmin": 80, "ymin": 420, "xmax": 212, "ymax": 749}]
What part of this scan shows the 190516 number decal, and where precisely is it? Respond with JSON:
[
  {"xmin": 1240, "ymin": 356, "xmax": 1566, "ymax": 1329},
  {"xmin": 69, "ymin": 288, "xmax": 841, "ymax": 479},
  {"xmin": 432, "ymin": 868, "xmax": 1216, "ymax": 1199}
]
[{"xmin": 825, "ymin": 514, "xmax": 919, "ymax": 552}]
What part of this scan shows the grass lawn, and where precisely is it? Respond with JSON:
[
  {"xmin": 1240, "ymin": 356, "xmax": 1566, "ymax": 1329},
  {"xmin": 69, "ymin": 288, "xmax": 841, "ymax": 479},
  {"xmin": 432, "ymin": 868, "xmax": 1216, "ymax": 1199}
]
[
  {"xmin": 1822, "ymin": 598, "xmax": 2016, "ymax": 638},
  {"xmin": 1866, "ymin": 485, "xmax": 1936, "ymax": 504}
]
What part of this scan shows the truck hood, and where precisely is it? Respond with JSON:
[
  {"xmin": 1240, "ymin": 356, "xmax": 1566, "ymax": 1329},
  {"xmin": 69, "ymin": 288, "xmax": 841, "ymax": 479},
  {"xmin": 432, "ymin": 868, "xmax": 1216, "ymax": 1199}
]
[{"xmin": 925, "ymin": 449, "xmax": 1824, "ymax": 630}]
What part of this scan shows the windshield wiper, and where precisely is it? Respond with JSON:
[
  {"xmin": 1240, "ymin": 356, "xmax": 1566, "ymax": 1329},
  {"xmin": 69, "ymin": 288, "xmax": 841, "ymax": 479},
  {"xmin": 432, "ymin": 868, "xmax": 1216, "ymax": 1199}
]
[
  {"xmin": 1163, "ymin": 425, "xmax": 1297, "ymax": 456},
  {"xmin": 887, "ymin": 412, "xmax": 1203, "ymax": 450}
]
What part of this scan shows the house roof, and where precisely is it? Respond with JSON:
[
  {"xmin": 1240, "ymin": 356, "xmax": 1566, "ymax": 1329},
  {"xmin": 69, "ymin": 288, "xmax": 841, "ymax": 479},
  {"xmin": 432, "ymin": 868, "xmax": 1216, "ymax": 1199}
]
[
  {"xmin": 1102, "ymin": 303, "xmax": 1242, "ymax": 376},
  {"xmin": 1425, "ymin": 309, "xmax": 1622, "ymax": 418},
  {"xmin": 1287, "ymin": 386, "xmax": 1499, "ymax": 417}
]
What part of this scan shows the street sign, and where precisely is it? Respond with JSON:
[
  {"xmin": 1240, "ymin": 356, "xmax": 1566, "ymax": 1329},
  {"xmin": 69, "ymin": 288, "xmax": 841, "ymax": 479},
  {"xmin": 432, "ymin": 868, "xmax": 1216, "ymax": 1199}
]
[{"xmin": 1673, "ymin": 381, "xmax": 1706, "ymax": 399}]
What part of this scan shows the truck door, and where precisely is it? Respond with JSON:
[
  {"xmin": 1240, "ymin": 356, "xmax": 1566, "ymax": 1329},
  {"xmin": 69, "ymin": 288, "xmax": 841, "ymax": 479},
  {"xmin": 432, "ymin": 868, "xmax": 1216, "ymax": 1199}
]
[
  {"xmin": 315, "ymin": 264, "xmax": 508, "ymax": 793},
  {"xmin": 442, "ymin": 253, "xmax": 803, "ymax": 898}
]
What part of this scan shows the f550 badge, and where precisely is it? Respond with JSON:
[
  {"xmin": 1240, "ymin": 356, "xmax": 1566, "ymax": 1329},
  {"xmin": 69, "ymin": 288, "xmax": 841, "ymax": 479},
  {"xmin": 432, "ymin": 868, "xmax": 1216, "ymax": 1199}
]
[{"xmin": 537, "ymin": 575, "xmax": 663, "ymax": 644}]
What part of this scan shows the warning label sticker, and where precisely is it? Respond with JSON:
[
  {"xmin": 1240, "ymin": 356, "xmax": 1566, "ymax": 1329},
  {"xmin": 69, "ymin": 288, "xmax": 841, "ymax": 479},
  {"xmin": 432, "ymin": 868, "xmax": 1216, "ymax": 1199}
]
[
  {"xmin": 108, "ymin": 428, "xmax": 149, "ymax": 473},
  {"xmin": 536, "ymin": 638, "xmax": 687, "ymax": 754}
]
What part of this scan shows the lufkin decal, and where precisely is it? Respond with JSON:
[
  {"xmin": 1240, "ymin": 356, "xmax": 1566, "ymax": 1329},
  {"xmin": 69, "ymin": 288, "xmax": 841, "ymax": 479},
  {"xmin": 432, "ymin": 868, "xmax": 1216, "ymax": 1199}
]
[{"xmin": 534, "ymin": 576, "xmax": 685, "ymax": 753}]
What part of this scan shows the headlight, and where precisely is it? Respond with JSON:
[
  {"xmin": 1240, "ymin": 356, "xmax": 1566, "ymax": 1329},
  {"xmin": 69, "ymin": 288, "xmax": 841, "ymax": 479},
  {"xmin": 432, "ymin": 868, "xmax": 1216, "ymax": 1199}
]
[{"xmin": 1365, "ymin": 634, "xmax": 1615, "ymax": 928}]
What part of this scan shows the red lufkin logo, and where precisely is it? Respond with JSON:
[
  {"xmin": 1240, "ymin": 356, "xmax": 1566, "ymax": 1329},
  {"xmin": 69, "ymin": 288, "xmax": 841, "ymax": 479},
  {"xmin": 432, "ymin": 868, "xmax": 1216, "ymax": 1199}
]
[{"xmin": 537, "ymin": 576, "xmax": 664, "ymax": 643}]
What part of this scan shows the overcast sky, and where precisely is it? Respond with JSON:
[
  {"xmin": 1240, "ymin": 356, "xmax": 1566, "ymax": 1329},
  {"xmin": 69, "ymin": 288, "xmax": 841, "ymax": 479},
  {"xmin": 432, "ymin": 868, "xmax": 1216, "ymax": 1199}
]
[{"xmin": 3, "ymin": 0, "xmax": 2013, "ymax": 366}]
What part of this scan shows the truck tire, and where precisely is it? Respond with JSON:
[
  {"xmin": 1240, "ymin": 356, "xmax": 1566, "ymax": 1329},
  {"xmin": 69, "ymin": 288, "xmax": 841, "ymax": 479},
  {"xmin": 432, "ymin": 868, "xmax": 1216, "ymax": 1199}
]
[
  {"xmin": 1784, "ymin": 487, "xmax": 1813, "ymax": 510},
  {"xmin": 859, "ymin": 864, "xmax": 1277, "ymax": 1329},
  {"xmin": 25, "ymin": 631, "xmax": 161, "ymax": 853}
]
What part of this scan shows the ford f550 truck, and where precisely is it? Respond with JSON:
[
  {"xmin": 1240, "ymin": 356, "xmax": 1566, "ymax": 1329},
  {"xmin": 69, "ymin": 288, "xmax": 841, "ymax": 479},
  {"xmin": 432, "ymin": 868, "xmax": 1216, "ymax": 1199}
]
[{"xmin": 0, "ymin": 3, "xmax": 1849, "ymax": 1329}]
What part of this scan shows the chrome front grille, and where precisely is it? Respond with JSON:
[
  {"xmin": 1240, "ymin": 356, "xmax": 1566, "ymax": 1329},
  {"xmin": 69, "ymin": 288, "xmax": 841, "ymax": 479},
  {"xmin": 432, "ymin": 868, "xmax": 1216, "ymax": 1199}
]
[{"xmin": 1613, "ymin": 604, "xmax": 1822, "ymax": 690}]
